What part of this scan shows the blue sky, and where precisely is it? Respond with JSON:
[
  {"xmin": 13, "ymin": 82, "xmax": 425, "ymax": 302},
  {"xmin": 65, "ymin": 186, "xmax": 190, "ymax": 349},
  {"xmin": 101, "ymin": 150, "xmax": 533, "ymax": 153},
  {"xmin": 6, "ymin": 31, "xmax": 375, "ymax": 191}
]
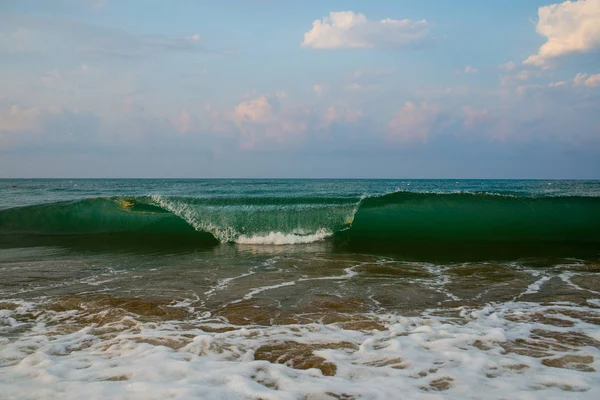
[{"xmin": 1, "ymin": 0, "xmax": 599, "ymax": 178}]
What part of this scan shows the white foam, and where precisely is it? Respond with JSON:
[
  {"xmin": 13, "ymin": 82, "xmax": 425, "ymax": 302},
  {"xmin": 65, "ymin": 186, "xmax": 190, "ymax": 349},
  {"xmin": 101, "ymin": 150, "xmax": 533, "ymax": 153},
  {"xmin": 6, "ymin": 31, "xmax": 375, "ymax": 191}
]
[
  {"xmin": 522, "ymin": 275, "xmax": 552, "ymax": 295},
  {"xmin": 560, "ymin": 272, "xmax": 600, "ymax": 295},
  {"xmin": 1, "ymin": 300, "xmax": 599, "ymax": 399},
  {"xmin": 150, "ymin": 195, "xmax": 351, "ymax": 244},
  {"xmin": 242, "ymin": 281, "xmax": 296, "ymax": 300},
  {"xmin": 299, "ymin": 266, "xmax": 358, "ymax": 281},
  {"xmin": 236, "ymin": 229, "xmax": 332, "ymax": 245}
]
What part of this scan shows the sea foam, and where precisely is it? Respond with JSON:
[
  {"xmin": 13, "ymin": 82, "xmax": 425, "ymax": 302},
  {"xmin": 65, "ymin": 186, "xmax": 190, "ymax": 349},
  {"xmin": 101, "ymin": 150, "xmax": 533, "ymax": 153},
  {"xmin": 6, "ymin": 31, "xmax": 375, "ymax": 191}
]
[
  {"xmin": 236, "ymin": 229, "xmax": 332, "ymax": 245},
  {"xmin": 1, "ymin": 300, "xmax": 599, "ymax": 399}
]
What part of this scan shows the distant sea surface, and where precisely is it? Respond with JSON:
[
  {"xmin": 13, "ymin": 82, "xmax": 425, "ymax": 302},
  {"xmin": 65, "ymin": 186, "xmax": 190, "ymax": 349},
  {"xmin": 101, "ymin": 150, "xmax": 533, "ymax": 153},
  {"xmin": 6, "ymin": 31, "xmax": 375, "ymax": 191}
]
[{"xmin": 1, "ymin": 179, "xmax": 599, "ymax": 399}]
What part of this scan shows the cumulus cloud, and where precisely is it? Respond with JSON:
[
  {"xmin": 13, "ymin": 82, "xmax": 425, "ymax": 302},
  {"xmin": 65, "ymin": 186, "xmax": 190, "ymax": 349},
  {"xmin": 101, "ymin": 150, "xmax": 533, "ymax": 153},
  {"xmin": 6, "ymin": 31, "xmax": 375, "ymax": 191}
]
[
  {"xmin": 573, "ymin": 72, "xmax": 600, "ymax": 87},
  {"xmin": 524, "ymin": 0, "xmax": 600, "ymax": 67},
  {"xmin": 388, "ymin": 102, "xmax": 440, "ymax": 144},
  {"xmin": 232, "ymin": 95, "xmax": 308, "ymax": 149},
  {"xmin": 302, "ymin": 11, "xmax": 428, "ymax": 49},
  {"xmin": 464, "ymin": 66, "xmax": 478, "ymax": 74},
  {"xmin": 547, "ymin": 72, "xmax": 600, "ymax": 88}
]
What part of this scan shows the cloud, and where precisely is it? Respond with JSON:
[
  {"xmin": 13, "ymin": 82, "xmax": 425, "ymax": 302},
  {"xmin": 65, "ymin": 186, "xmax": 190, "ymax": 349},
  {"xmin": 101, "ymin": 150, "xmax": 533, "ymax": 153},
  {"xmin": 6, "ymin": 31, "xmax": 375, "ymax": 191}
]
[
  {"xmin": 323, "ymin": 105, "xmax": 363, "ymax": 126},
  {"xmin": 0, "ymin": 105, "xmax": 41, "ymax": 133},
  {"xmin": 548, "ymin": 80, "xmax": 568, "ymax": 88},
  {"xmin": 171, "ymin": 110, "xmax": 195, "ymax": 134},
  {"xmin": 462, "ymin": 106, "xmax": 490, "ymax": 129},
  {"xmin": 499, "ymin": 61, "xmax": 516, "ymax": 71},
  {"xmin": 302, "ymin": 11, "xmax": 428, "ymax": 49},
  {"xmin": 312, "ymin": 84, "xmax": 328, "ymax": 97},
  {"xmin": 232, "ymin": 95, "xmax": 308, "ymax": 149},
  {"xmin": 464, "ymin": 66, "xmax": 478, "ymax": 74},
  {"xmin": 388, "ymin": 102, "xmax": 440, "ymax": 144},
  {"xmin": 524, "ymin": 0, "xmax": 600, "ymax": 67},
  {"xmin": 500, "ymin": 69, "xmax": 535, "ymax": 86},
  {"xmin": 547, "ymin": 72, "xmax": 600, "ymax": 88},
  {"xmin": 0, "ymin": 104, "xmax": 100, "ymax": 149},
  {"xmin": 573, "ymin": 72, "xmax": 600, "ymax": 87}
]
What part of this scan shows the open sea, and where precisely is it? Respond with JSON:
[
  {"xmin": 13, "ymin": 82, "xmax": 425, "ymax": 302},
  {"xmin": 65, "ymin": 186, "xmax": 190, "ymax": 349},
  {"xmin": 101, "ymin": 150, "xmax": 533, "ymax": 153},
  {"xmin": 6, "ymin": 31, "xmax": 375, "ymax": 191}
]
[{"xmin": 1, "ymin": 179, "xmax": 600, "ymax": 399}]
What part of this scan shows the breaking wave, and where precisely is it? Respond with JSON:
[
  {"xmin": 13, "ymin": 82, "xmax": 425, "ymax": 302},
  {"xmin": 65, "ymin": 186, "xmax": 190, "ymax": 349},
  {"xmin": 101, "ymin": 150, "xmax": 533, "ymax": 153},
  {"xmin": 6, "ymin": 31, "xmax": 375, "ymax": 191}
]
[{"xmin": 1, "ymin": 192, "xmax": 599, "ymax": 258}]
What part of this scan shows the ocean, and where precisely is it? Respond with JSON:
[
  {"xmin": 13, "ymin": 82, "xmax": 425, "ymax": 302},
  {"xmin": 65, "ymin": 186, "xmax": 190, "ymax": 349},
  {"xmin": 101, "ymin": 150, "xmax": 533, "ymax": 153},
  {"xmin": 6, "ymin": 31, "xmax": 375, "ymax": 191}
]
[{"xmin": 1, "ymin": 179, "xmax": 599, "ymax": 399}]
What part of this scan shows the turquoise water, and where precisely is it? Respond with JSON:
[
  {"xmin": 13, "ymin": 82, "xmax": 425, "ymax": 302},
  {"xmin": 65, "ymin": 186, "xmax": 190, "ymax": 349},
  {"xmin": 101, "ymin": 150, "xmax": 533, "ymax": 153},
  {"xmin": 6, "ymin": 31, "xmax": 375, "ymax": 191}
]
[
  {"xmin": 3, "ymin": 179, "xmax": 600, "ymax": 211},
  {"xmin": 1, "ymin": 179, "xmax": 599, "ymax": 259}
]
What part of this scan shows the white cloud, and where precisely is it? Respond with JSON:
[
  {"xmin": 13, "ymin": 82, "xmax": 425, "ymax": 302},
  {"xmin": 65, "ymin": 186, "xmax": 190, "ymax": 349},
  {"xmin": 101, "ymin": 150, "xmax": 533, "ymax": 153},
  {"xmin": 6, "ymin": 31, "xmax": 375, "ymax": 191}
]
[
  {"xmin": 232, "ymin": 95, "xmax": 307, "ymax": 149},
  {"xmin": 524, "ymin": 0, "xmax": 600, "ymax": 67},
  {"xmin": 585, "ymin": 74, "xmax": 600, "ymax": 87},
  {"xmin": 388, "ymin": 102, "xmax": 439, "ymax": 144},
  {"xmin": 234, "ymin": 96, "xmax": 274, "ymax": 123},
  {"xmin": 573, "ymin": 72, "xmax": 600, "ymax": 87},
  {"xmin": 302, "ymin": 11, "xmax": 428, "ymax": 49},
  {"xmin": 548, "ymin": 80, "xmax": 568, "ymax": 87},
  {"xmin": 464, "ymin": 66, "xmax": 478, "ymax": 74}
]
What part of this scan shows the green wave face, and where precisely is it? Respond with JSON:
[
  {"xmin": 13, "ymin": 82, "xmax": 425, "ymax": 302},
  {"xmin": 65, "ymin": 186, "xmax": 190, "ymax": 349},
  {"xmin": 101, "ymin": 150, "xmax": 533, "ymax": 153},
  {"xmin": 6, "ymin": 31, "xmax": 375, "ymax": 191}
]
[
  {"xmin": 1, "ymin": 192, "xmax": 599, "ymax": 259},
  {"xmin": 337, "ymin": 192, "xmax": 600, "ymax": 259},
  {"xmin": 0, "ymin": 197, "xmax": 219, "ymax": 249},
  {"xmin": 0, "ymin": 198, "xmax": 180, "ymax": 234},
  {"xmin": 0, "ymin": 195, "xmax": 359, "ymax": 247}
]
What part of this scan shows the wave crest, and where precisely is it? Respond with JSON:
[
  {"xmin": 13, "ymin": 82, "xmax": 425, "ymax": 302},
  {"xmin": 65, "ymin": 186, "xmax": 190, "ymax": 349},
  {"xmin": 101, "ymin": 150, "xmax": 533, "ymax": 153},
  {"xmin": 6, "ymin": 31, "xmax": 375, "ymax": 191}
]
[{"xmin": 236, "ymin": 229, "xmax": 333, "ymax": 245}]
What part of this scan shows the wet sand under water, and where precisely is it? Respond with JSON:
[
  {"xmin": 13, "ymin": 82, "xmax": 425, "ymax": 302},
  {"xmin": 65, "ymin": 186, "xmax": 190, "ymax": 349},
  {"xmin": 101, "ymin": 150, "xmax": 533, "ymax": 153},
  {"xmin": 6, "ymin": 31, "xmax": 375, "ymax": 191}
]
[{"xmin": 1, "ymin": 245, "xmax": 600, "ymax": 399}]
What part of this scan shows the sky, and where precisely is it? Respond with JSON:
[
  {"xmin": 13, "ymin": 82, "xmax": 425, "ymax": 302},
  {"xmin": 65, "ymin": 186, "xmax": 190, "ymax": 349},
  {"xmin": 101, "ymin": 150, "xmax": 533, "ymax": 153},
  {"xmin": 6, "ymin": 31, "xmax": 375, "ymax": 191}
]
[{"xmin": 1, "ymin": 0, "xmax": 600, "ymax": 178}]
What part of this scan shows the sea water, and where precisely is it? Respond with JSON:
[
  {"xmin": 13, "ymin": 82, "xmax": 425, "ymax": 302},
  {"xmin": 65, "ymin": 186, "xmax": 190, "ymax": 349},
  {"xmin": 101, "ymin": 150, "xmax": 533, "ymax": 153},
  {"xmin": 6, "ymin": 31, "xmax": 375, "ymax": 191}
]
[{"xmin": 1, "ymin": 179, "xmax": 599, "ymax": 399}]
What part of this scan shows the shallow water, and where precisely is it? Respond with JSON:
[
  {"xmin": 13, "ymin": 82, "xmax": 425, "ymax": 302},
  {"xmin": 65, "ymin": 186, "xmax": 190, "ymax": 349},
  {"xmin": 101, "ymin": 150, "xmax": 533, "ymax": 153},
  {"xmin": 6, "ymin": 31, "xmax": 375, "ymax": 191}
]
[{"xmin": 1, "ymin": 180, "xmax": 599, "ymax": 399}]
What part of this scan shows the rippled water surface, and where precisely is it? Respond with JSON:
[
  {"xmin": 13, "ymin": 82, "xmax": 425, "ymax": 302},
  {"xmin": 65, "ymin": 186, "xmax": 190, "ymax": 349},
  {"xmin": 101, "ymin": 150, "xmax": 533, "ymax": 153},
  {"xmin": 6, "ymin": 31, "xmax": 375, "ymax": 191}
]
[{"xmin": 1, "ymin": 180, "xmax": 599, "ymax": 399}]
